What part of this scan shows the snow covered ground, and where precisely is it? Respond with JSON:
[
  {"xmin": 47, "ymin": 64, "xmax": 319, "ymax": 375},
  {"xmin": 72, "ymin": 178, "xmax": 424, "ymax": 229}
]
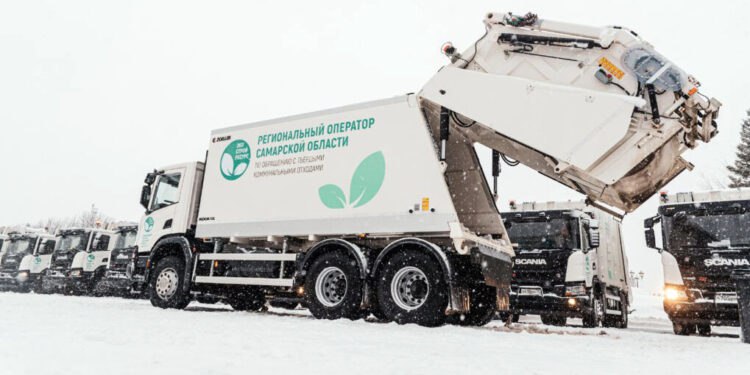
[{"xmin": 0, "ymin": 290, "xmax": 747, "ymax": 375}]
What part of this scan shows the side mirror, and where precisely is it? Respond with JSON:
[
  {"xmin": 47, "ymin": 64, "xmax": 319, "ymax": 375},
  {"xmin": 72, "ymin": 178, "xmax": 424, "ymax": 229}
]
[
  {"xmin": 645, "ymin": 228, "xmax": 657, "ymax": 249},
  {"xmin": 140, "ymin": 185, "xmax": 152, "ymax": 210}
]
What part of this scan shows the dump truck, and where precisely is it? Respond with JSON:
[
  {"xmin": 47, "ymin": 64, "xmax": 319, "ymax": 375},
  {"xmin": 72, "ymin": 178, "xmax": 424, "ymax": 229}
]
[
  {"xmin": 0, "ymin": 229, "xmax": 55, "ymax": 292},
  {"xmin": 645, "ymin": 190, "xmax": 750, "ymax": 336},
  {"xmin": 101, "ymin": 224, "xmax": 140, "ymax": 296},
  {"xmin": 501, "ymin": 201, "xmax": 631, "ymax": 328},
  {"xmin": 134, "ymin": 11, "xmax": 719, "ymax": 326},
  {"xmin": 42, "ymin": 227, "xmax": 116, "ymax": 295}
]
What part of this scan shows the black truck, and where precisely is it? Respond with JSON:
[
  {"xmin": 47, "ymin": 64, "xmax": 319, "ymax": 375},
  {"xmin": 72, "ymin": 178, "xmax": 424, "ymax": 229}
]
[{"xmin": 645, "ymin": 190, "xmax": 750, "ymax": 335}]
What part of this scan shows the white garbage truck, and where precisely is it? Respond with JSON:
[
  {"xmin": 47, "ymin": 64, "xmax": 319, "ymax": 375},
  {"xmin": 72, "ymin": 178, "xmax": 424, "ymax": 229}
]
[
  {"xmin": 42, "ymin": 227, "xmax": 117, "ymax": 295},
  {"xmin": 645, "ymin": 190, "xmax": 750, "ymax": 335},
  {"xmin": 132, "ymin": 11, "xmax": 719, "ymax": 326},
  {"xmin": 0, "ymin": 229, "xmax": 56, "ymax": 292},
  {"xmin": 502, "ymin": 201, "xmax": 631, "ymax": 328}
]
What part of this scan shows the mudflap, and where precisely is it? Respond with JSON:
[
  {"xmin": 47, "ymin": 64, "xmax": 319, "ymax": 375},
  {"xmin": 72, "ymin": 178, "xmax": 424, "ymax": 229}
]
[{"xmin": 470, "ymin": 246, "xmax": 512, "ymax": 312}]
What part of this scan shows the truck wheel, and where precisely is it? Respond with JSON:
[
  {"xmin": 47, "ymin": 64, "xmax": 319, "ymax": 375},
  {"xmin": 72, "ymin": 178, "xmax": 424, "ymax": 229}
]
[
  {"xmin": 376, "ymin": 250, "xmax": 448, "ymax": 327},
  {"xmin": 454, "ymin": 285, "xmax": 497, "ymax": 326},
  {"xmin": 17, "ymin": 282, "xmax": 31, "ymax": 294},
  {"xmin": 304, "ymin": 251, "xmax": 364, "ymax": 320},
  {"xmin": 672, "ymin": 321, "xmax": 696, "ymax": 335},
  {"xmin": 541, "ymin": 314, "xmax": 566, "ymax": 326},
  {"xmin": 149, "ymin": 256, "xmax": 190, "ymax": 309},
  {"xmin": 228, "ymin": 288, "xmax": 266, "ymax": 311},
  {"xmin": 697, "ymin": 324, "xmax": 711, "ymax": 336},
  {"xmin": 582, "ymin": 294, "xmax": 604, "ymax": 328}
]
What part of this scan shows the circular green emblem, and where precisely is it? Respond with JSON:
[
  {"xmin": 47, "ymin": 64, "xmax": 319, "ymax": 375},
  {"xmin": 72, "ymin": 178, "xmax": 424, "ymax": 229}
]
[
  {"xmin": 144, "ymin": 217, "xmax": 154, "ymax": 232},
  {"xmin": 220, "ymin": 140, "xmax": 251, "ymax": 181}
]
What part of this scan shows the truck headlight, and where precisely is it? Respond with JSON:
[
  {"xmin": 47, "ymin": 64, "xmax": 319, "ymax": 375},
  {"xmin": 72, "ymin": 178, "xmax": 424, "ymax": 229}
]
[
  {"xmin": 565, "ymin": 284, "xmax": 586, "ymax": 296},
  {"xmin": 70, "ymin": 269, "xmax": 82, "ymax": 277},
  {"xmin": 664, "ymin": 285, "xmax": 688, "ymax": 301}
]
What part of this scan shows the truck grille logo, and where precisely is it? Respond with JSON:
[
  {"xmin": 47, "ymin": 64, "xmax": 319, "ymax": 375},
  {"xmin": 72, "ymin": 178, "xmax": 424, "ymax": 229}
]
[
  {"xmin": 704, "ymin": 258, "xmax": 750, "ymax": 267},
  {"xmin": 515, "ymin": 258, "xmax": 547, "ymax": 266}
]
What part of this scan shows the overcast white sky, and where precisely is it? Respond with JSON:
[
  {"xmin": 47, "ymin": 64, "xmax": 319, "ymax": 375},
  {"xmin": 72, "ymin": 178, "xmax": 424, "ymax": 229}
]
[{"xmin": 1, "ymin": 0, "xmax": 747, "ymax": 290}]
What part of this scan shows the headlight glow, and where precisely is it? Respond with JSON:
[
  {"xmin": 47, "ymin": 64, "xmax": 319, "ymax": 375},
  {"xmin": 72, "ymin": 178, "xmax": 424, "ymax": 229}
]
[{"xmin": 664, "ymin": 286, "xmax": 688, "ymax": 301}]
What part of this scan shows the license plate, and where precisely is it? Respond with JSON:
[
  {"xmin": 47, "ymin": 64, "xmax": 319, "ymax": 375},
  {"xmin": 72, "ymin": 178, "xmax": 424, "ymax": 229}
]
[
  {"xmin": 519, "ymin": 287, "xmax": 543, "ymax": 297},
  {"xmin": 715, "ymin": 293, "xmax": 738, "ymax": 304}
]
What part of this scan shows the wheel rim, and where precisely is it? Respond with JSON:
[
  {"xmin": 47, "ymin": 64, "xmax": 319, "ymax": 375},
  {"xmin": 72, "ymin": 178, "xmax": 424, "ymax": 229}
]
[
  {"xmin": 314, "ymin": 266, "xmax": 347, "ymax": 307},
  {"xmin": 155, "ymin": 267, "xmax": 179, "ymax": 301},
  {"xmin": 390, "ymin": 266, "xmax": 430, "ymax": 311}
]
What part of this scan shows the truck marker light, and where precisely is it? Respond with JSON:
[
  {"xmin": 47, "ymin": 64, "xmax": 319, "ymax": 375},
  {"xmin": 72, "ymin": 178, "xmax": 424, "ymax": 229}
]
[
  {"xmin": 213, "ymin": 261, "xmax": 219, "ymax": 269},
  {"xmin": 296, "ymin": 286, "xmax": 305, "ymax": 296},
  {"xmin": 567, "ymin": 298, "xmax": 577, "ymax": 307},
  {"xmin": 421, "ymin": 198, "xmax": 430, "ymax": 211}
]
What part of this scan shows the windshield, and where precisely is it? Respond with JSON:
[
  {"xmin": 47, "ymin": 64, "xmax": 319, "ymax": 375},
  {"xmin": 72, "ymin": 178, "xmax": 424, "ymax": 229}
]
[
  {"xmin": 7, "ymin": 238, "xmax": 33, "ymax": 256},
  {"xmin": 664, "ymin": 211, "xmax": 750, "ymax": 250},
  {"xmin": 54, "ymin": 233, "xmax": 89, "ymax": 252},
  {"xmin": 506, "ymin": 218, "xmax": 580, "ymax": 250},
  {"xmin": 114, "ymin": 230, "xmax": 138, "ymax": 249}
]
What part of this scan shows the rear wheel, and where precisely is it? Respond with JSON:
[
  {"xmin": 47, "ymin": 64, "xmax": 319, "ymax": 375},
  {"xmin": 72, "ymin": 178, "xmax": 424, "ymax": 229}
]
[
  {"xmin": 673, "ymin": 321, "xmax": 696, "ymax": 335},
  {"xmin": 149, "ymin": 256, "xmax": 190, "ymax": 309},
  {"xmin": 304, "ymin": 251, "xmax": 364, "ymax": 320},
  {"xmin": 376, "ymin": 250, "xmax": 448, "ymax": 327}
]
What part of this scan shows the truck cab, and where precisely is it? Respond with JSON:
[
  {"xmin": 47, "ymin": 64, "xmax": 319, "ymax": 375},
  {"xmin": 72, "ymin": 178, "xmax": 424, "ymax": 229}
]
[
  {"xmin": 0, "ymin": 230, "xmax": 55, "ymax": 292},
  {"xmin": 24, "ymin": 235, "xmax": 57, "ymax": 293},
  {"xmin": 0, "ymin": 234, "xmax": 8, "ymax": 260},
  {"xmin": 645, "ymin": 190, "xmax": 750, "ymax": 336},
  {"xmin": 101, "ymin": 224, "xmax": 140, "ymax": 296},
  {"xmin": 42, "ymin": 227, "xmax": 117, "ymax": 295},
  {"xmin": 502, "ymin": 201, "xmax": 630, "ymax": 328}
]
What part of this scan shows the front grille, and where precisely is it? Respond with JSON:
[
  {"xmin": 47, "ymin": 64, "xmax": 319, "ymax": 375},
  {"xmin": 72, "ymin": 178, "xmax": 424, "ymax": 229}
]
[{"xmin": 108, "ymin": 248, "xmax": 132, "ymax": 272}]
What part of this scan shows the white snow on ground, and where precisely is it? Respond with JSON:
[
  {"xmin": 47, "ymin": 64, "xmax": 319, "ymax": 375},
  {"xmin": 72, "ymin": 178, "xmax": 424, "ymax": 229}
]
[{"xmin": 0, "ymin": 291, "xmax": 747, "ymax": 375}]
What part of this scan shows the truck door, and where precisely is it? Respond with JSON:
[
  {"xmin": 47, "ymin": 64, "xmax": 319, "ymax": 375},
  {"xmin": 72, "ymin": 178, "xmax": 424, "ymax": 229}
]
[{"xmin": 139, "ymin": 169, "xmax": 185, "ymax": 252}]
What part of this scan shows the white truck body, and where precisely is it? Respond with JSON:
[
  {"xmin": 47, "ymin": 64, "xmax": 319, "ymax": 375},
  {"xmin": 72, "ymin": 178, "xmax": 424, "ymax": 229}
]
[
  {"xmin": 197, "ymin": 96, "xmax": 462, "ymax": 239},
  {"xmin": 134, "ymin": 12, "xmax": 719, "ymax": 327},
  {"xmin": 0, "ymin": 229, "xmax": 55, "ymax": 291}
]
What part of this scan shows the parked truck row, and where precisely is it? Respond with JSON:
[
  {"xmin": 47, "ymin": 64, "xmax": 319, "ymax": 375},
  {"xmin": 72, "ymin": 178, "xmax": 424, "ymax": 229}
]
[{"xmin": 0, "ymin": 12, "xmax": 729, "ymax": 332}]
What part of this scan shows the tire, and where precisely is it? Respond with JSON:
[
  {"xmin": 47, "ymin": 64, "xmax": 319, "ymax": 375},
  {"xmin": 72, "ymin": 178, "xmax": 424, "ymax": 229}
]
[
  {"xmin": 149, "ymin": 256, "xmax": 190, "ymax": 309},
  {"xmin": 541, "ymin": 314, "xmax": 567, "ymax": 326},
  {"xmin": 697, "ymin": 324, "xmax": 711, "ymax": 336},
  {"xmin": 582, "ymin": 292, "xmax": 604, "ymax": 328},
  {"xmin": 228, "ymin": 288, "xmax": 266, "ymax": 311},
  {"xmin": 17, "ymin": 281, "xmax": 31, "ymax": 294},
  {"xmin": 376, "ymin": 249, "xmax": 449, "ymax": 327},
  {"xmin": 304, "ymin": 251, "xmax": 364, "ymax": 320},
  {"xmin": 91, "ymin": 272, "xmax": 108, "ymax": 297},
  {"xmin": 33, "ymin": 277, "xmax": 50, "ymax": 294},
  {"xmin": 673, "ymin": 321, "xmax": 696, "ymax": 336},
  {"xmin": 454, "ymin": 285, "xmax": 497, "ymax": 326}
]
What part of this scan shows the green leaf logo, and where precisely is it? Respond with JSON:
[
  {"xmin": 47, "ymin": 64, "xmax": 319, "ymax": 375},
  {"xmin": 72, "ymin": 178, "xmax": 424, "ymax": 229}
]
[
  {"xmin": 220, "ymin": 139, "xmax": 251, "ymax": 181},
  {"xmin": 144, "ymin": 217, "xmax": 154, "ymax": 232},
  {"xmin": 318, "ymin": 151, "xmax": 385, "ymax": 209}
]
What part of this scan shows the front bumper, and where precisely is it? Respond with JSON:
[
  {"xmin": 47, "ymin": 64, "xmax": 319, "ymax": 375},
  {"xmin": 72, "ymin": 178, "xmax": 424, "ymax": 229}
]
[
  {"xmin": 99, "ymin": 270, "xmax": 138, "ymax": 294},
  {"xmin": 0, "ymin": 270, "xmax": 31, "ymax": 289},
  {"xmin": 665, "ymin": 300, "xmax": 740, "ymax": 326},
  {"xmin": 510, "ymin": 291, "xmax": 592, "ymax": 318},
  {"xmin": 42, "ymin": 269, "xmax": 95, "ymax": 293}
]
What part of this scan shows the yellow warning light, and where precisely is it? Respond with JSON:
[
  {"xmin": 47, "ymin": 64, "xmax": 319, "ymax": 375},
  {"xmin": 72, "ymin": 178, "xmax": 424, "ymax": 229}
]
[
  {"xmin": 213, "ymin": 260, "xmax": 219, "ymax": 268},
  {"xmin": 421, "ymin": 197, "xmax": 430, "ymax": 211}
]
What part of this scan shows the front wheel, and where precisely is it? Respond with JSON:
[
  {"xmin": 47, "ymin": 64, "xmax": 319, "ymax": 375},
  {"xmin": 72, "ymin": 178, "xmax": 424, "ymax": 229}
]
[
  {"xmin": 149, "ymin": 256, "xmax": 190, "ymax": 309},
  {"xmin": 582, "ymin": 293, "xmax": 604, "ymax": 328},
  {"xmin": 376, "ymin": 250, "xmax": 448, "ymax": 327},
  {"xmin": 541, "ymin": 314, "xmax": 567, "ymax": 326},
  {"xmin": 454, "ymin": 285, "xmax": 497, "ymax": 327},
  {"xmin": 673, "ymin": 321, "xmax": 696, "ymax": 335}
]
